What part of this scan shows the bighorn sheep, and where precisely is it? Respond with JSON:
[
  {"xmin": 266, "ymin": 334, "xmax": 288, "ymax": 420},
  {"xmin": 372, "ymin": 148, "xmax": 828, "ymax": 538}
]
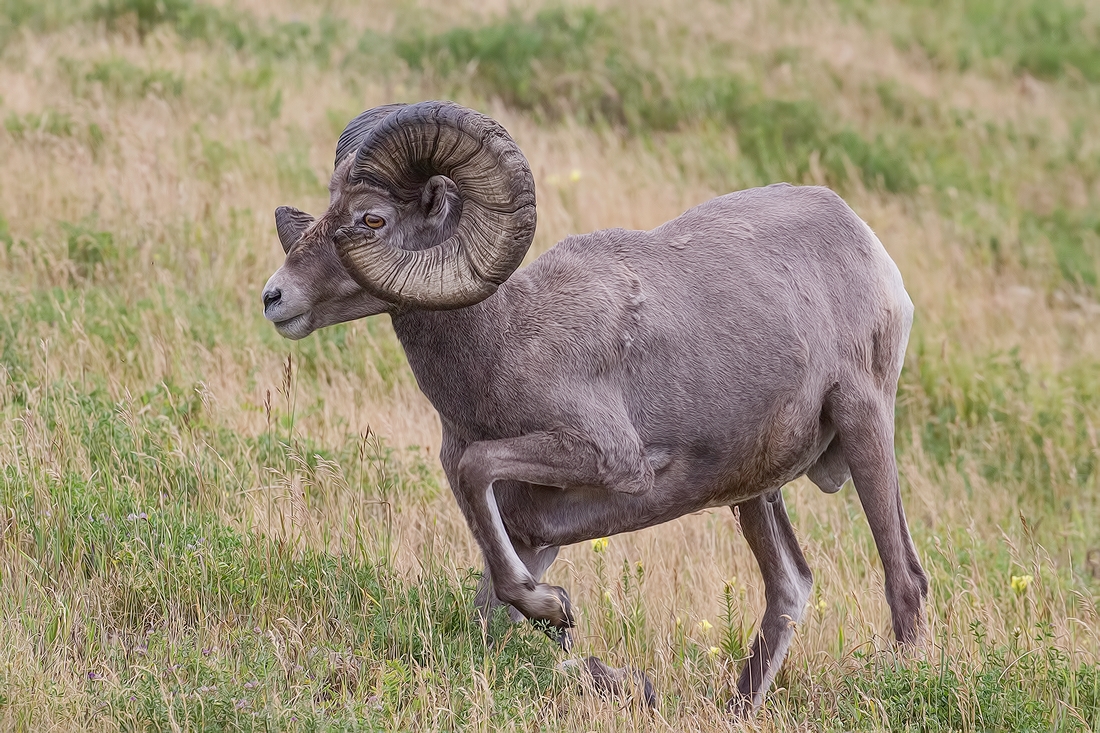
[{"xmin": 260, "ymin": 100, "xmax": 928, "ymax": 713}]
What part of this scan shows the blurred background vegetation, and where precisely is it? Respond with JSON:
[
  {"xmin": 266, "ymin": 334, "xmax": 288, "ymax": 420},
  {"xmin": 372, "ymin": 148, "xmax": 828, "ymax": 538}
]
[{"xmin": 0, "ymin": 0, "xmax": 1098, "ymax": 730}]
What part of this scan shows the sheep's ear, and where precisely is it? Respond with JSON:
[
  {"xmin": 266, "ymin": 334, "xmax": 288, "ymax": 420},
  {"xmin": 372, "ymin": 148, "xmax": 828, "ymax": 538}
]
[
  {"xmin": 421, "ymin": 175, "xmax": 458, "ymax": 228},
  {"xmin": 275, "ymin": 206, "xmax": 315, "ymax": 253}
]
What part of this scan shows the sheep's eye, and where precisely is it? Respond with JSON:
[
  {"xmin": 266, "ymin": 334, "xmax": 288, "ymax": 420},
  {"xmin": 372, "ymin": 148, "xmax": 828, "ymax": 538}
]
[{"xmin": 364, "ymin": 214, "xmax": 385, "ymax": 229}]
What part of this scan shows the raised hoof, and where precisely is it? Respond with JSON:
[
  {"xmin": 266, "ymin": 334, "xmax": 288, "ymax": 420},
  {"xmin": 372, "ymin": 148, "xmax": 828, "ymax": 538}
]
[
  {"xmin": 543, "ymin": 626, "xmax": 574, "ymax": 652},
  {"xmin": 524, "ymin": 583, "xmax": 575, "ymax": 630},
  {"xmin": 560, "ymin": 656, "xmax": 657, "ymax": 709}
]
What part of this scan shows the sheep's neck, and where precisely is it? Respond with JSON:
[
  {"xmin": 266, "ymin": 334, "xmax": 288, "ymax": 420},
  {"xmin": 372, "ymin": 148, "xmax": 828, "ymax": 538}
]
[{"xmin": 389, "ymin": 295, "xmax": 509, "ymax": 433}]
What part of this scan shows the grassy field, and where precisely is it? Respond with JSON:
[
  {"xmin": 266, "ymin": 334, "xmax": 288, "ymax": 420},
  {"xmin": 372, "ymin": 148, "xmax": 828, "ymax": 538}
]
[{"xmin": 1, "ymin": 0, "xmax": 1099, "ymax": 729}]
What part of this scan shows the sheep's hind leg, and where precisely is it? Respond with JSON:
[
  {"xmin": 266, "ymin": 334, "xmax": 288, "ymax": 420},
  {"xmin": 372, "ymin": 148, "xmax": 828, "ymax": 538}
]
[
  {"xmin": 832, "ymin": 389, "xmax": 928, "ymax": 643},
  {"xmin": 729, "ymin": 490, "xmax": 813, "ymax": 715}
]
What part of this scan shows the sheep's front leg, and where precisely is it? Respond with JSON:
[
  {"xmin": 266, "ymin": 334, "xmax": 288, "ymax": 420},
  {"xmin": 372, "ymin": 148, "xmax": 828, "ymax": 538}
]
[
  {"xmin": 455, "ymin": 430, "xmax": 652, "ymax": 629},
  {"xmin": 474, "ymin": 537, "xmax": 562, "ymax": 638}
]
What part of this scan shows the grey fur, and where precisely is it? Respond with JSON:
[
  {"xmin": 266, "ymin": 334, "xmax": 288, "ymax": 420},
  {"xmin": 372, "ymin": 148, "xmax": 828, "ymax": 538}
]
[{"xmin": 261, "ymin": 102, "xmax": 929, "ymax": 715}]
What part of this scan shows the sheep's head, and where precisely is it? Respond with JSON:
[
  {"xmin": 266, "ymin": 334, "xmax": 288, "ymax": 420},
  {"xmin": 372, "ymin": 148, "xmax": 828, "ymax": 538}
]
[{"xmin": 262, "ymin": 101, "xmax": 536, "ymax": 339}]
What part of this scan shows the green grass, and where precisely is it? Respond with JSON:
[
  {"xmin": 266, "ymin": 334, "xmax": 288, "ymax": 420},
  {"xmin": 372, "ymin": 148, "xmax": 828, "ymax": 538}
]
[
  {"xmin": 1025, "ymin": 210, "xmax": 1100, "ymax": 289},
  {"xmin": 84, "ymin": 58, "xmax": 184, "ymax": 100},
  {"xmin": 902, "ymin": 343, "xmax": 1100, "ymax": 499},
  {"xmin": 1, "ymin": 0, "xmax": 1099, "ymax": 729},
  {"xmin": 4, "ymin": 110, "xmax": 75, "ymax": 138},
  {"xmin": 0, "ymin": 381, "xmax": 556, "ymax": 730},
  {"xmin": 394, "ymin": 7, "xmax": 915, "ymax": 192},
  {"xmin": 391, "ymin": 3, "xmax": 1099, "ymax": 293},
  {"xmin": 781, "ymin": 634, "xmax": 1100, "ymax": 731},
  {"xmin": 62, "ymin": 221, "xmax": 118, "ymax": 280},
  {"xmin": 1, "ymin": 257, "xmax": 1093, "ymax": 728},
  {"xmin": 841, "ymin": 0, "xmax": 1100, "ymax": 82}
]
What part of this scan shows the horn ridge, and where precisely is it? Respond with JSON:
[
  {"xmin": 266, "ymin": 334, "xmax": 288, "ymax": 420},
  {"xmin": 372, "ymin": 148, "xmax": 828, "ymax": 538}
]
[{"xmin": 337, "ymin": 100, "xmax": 536, "ymax": 310}]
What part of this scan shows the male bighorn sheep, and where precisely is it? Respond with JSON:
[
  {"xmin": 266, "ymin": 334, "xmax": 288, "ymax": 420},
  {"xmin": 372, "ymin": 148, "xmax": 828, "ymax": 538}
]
[{"xmin": 261, "ymin": 100, "xmax": 928, "ymax": 712}]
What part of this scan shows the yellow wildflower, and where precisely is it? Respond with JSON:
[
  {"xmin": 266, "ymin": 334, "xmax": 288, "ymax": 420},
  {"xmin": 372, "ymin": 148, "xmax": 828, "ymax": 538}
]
[
  {"xmin": 698, "ymin": 619, "xmax": 713, "ymax": 634},
  {"xmin": 591, "ymin": 537, "xmax": 609, "ymax": 553},
  {"xmin": 1011, "ymin": 574, "xmax": 1033, "ymax": 595},
  {"xmin": 707, "ymin": 646, "xmax": 721, "ymax": 658},
  {"xmin": 569, "ymin": 168, "xmax": 582, "ymax": 183}
]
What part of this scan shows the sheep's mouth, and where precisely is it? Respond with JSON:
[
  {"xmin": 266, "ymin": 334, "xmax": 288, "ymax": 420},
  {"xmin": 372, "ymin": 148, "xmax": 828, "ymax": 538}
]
[{"xmin": 272, "ymin": 313, "xmax": 312, "ymax": 340}]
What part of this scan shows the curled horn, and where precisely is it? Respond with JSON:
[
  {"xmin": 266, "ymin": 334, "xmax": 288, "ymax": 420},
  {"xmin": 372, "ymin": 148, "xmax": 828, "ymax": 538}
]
[{"xmin": 335, "ymin": 101, "xmax": 536, "ymax": 310}]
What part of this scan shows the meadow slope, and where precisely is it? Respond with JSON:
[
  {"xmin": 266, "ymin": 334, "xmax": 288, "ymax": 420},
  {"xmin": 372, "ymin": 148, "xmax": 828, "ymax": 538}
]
[{"xmin": 1, "ymin": 0, "xmax": 1099, "ymax": 730}]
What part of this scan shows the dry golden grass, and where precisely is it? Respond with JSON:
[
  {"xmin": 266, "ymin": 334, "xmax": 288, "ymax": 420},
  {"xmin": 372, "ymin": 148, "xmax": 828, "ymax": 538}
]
[{"xmin": 1, "ymin": 0, "xmax": 1098, "ymax": 730}]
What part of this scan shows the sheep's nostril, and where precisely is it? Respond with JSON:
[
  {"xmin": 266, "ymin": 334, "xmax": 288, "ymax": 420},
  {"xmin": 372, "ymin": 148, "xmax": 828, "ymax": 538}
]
[{"xmin": 262, "ymin": 288, "xmax": 282, "ymax": 310}]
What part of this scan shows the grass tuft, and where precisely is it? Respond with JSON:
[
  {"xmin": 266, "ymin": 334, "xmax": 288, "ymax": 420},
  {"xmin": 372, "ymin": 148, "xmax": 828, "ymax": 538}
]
[{"xmin": 0, "ymin": 0, "xmax": 1098, "ymax": 728}]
